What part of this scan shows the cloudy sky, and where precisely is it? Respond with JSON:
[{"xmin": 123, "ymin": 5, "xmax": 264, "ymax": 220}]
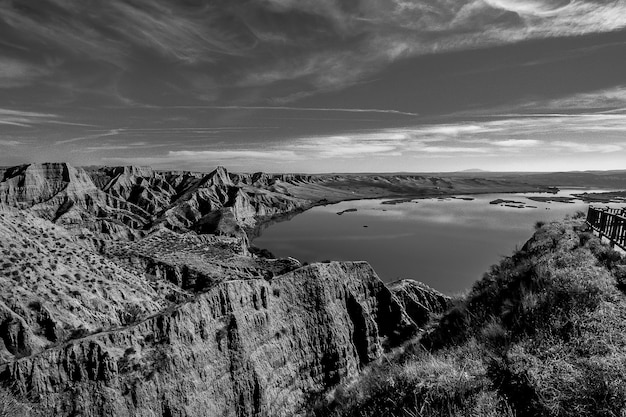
[{"xmin": 2, "ymin": 0, "xmax": 626, "ymax": 172}]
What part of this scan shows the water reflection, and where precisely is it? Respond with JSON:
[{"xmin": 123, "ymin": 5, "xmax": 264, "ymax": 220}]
[{"xmin": 253, "ymin": 189, "xmax": 625, "ymax": 294}]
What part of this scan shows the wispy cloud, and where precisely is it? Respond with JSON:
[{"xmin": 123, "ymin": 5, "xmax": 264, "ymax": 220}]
[
  {"xmin": 0, "ymin": 57, "xmax": 50, "ymax": 88},
  {"xmin": 3, "ymin": 0, "xmax": 626, "ymax": 100},
  {"xmin": 0, "ymin": 139, "xmax": 21, "ymax": 146},
  {"xmin": 0, "ymin": 108, "xmax": 58, "ymax": 127},
  {"xmin": 55, "ymin": 129, "xmax": 124, "ymax": 145},
  {"xmin": 530, "ymin": 86, "xmax": 626, "ymax": 112},
  {"xmin": 170, "ymin": 105, "xmax": 418, "ymax": 117}
]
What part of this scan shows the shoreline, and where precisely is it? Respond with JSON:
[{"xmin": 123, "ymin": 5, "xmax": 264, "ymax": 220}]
[{"xmin": 247, "ymin": 184, "xmax": 561, "ymax": 243}]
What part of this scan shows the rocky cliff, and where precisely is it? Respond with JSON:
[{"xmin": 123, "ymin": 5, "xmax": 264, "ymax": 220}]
[
  {"xmin": 0, "ymin": 163, "xmax": 313, "ymax": 242},
  {"xmin": 1, "ymin": 262, "xmax": 415, "ymax": 417},
  {"xmin": 388, "ymin": 279, "xmax": 451, "ymax": 327}
]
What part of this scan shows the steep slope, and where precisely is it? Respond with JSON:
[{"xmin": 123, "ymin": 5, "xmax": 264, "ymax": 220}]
[
  {"xmin": 388, "ymin": 279, "xmax": 450, "ymax": 327},
  {"xmin": 0, "ymin": 210, "xmax": 178, "ymax": 362},
  {"xmin": 2, "ymin": 262, "xmax": 416, "ymax": 417},
  {"xmin": 157, "ymin": 167, "xmax": 310, "ymax": 236},
  {"xmin": 95, "ymin": 166, "xmax": 177, "ymax": 214},
  {"xmin": 316, "ymin": 215, "xmax": 626, "ymax": 417},
  {"xmin": 0, "ymin": 163, "xmax": 147, "ymax": 239}
]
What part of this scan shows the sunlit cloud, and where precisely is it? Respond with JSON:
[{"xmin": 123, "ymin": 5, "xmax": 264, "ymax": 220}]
[
  {"xmin": 492, "ymin": 139, "xmax": 541, "ymax": 147},
  {"xmin": 549, "ymin": 141, "xmax": 623, "ymax": 153}
]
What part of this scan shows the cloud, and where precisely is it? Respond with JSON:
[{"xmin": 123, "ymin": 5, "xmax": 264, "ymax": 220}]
[
  {"xmin": 0, "ymin": 57, "xmax": 50, "ymax": 88},
  {"xmin": 169, "ymin": 105, "xmax": 418, "ymax": 117},
  {"xmin": 55, "ymin": 129, "xmax": 124, "ymax": 145},
  {"xmin": 549, "ymin": 141, "xmax": 622, "ymax": 153},
  {"xmin": 280, "ymin": 113, "xmax": 626, "ymax": 159},
  {"xmin": 84, "ymin": 109, "xmax": 626, "ymax": 171},
  {"xmin": 171, "ymin": 149, "xmax": 300, "ymax": 160},
  {"xmin": 532, "ymin": 86, "xmax": 626, "ymax": 112},
  {"xmin": 0, "ymin": 108, "xmax": 58, "ymax": 127},
  {"xmin": 4, "ymin": 0, "xmax": 625, "ymax": 102},
  {"xmin": 492, "ymin": 139, "xmax": 541, "ymax": 147},
  {"xmin": 102, "ymin": 149, "xmax": 302, "ymax": 169},
  {"xmin": 79, "ymin": 141, "xmax": 176, "ymax": 152}
]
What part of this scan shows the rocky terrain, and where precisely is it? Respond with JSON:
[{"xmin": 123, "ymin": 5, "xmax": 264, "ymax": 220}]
[{"xmin": 0, "ymin": 162, "xmax": 568, "ymax": 416}]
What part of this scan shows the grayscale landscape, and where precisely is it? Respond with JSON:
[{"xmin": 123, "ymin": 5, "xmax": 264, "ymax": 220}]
[{"xmin": 2, "ymin": 1, "xmax": 626, "ymax": 417}]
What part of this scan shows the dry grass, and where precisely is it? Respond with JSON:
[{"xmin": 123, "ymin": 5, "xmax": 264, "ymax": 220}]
[
  {"xmin": 0, "ymin": 387, "xmax": 39, "ymax": 417},
  {"xmin": 314, "ymin": 216, "xmax": 626, "ymax": 417},
  {"xmin": 0, "ymin": 210, "xmax": 171, "ymax": 360}
]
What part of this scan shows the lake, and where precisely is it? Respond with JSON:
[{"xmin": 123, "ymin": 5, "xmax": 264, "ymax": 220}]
[{"xmin": 253, "ymin": 189, "xmax": 626, "ymax": 294}]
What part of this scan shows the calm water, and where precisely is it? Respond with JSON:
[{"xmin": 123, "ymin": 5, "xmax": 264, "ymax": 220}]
[{"xmin": 253, "ymin": 189, "xmax": 626, "ymax": 294}]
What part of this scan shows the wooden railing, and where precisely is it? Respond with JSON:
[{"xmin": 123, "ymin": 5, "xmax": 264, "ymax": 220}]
[{"xmin": 586, "ymin": 206, "xmax": 626, "ymax": 251}]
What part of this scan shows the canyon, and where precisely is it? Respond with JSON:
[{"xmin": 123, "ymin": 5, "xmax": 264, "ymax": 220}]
[{"xmin": 0, "ymin": 162, "xmax": 606, "ymax": 416}]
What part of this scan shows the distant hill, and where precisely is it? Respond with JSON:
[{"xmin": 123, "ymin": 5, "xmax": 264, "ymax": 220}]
[{"xmin": 459, "ymin": 168, "xmax": 490, "ymax": 173}]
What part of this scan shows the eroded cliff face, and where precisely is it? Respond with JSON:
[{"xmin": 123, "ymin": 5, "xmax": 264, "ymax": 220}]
[
  {"xmin": 388, "ymin": 279, "xmax": 451, "ymax": 327},
  {"xmin": 2, "ymin": 262, "xmax": 416, "ymax": 417},
  {"xmin": 0, "ymin": 163, "xmax": 313, "ymax": 242}
]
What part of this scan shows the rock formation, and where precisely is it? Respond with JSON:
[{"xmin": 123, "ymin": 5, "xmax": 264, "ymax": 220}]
[
  {"xmin": 2, "ymin": 262, "xmax": 415, "ymax": 417},
  {"xmin": 388, "ymin": 279, "xmax": 451, "ymax": 327},
  {"xmin": 0, "ymin": 161, "xmax": 554, "ymax": 416}
]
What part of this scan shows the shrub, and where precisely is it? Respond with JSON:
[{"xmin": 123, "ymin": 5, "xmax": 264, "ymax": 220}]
[
  {"xmin": 120, "ymin": 304, "xmax": 144, "ymax": 325},
  {"xmin": 0, "ymin": 387, "xmax": 38, "ymax": 417},
  {"xmin": 69, "ymin": 327, "xmax": 90, "ymax": 340}
]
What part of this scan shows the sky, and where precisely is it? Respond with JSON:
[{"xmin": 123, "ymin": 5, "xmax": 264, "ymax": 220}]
[{"xmin": 2, "ymin": 0, "xmax": 626, "ymax": 173}]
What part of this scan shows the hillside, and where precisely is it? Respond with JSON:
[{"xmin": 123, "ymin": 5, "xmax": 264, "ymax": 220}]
[
  {"xmin": 315, "ymin": 214, "xmax": 626, "ymax": 417},
  {"xmin": 1, "ymin": 162, "xmax": 624, "ymax": 416}
]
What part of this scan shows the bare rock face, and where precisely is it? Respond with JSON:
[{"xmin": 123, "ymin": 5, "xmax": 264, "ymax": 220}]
[
  {"xmin": 0, "ymin": 163, "xmax": 96, "ymax": 208},
  {"xmin": 388, "ymin": 279, "xmax": 451, "ymax": 327},
  {"xmin": 2, "ymin": 262, "xmax": 416, "ymax": 417},
  {"xmin": 96, "ymin": 166, "xmax": 176, "ymax": 215},
  {"xmin": 0, "ymin": 163, "xmax": 148, "ymax": 239},
  {"xmin": 0, "ymin": 163, "xmax": 313, "ymax": 242}
]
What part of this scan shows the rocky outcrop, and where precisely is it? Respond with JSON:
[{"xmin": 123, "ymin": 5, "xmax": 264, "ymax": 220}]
[
  {"xmin": 0, "ymin": 164, "xmax": 313, "ymax": 242},
  {"xmin": 0, "ymin": 163, "xmax": 151, "ymax": 240},
  {"xmin": 1, "ymin": 262, "xmax": 416, "ymax": 417},
  {"xmin": 388, "ymin": 279, "xmax": 451, "ymax": 327},
  {"xmin": 107, "ymin": 229, "xmax": 302, "ymax": 292}
]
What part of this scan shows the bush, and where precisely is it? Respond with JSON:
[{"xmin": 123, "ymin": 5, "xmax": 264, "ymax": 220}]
[
  {"xmin": 120, "ymin": 304, "xmax": 144, "ymax": 325},
  {"xmin": 0, "ymin": 387, "xmax": 36, "ymax": 417}
]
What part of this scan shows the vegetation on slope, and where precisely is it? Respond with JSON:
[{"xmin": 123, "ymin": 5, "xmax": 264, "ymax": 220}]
[
  {"xmin": 0, "ymin": 386, "xmax": 40, "ymax": 417},
  {"xmin": 314, "ymin": 213, "xmax": 626, "ymax": 417}
]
